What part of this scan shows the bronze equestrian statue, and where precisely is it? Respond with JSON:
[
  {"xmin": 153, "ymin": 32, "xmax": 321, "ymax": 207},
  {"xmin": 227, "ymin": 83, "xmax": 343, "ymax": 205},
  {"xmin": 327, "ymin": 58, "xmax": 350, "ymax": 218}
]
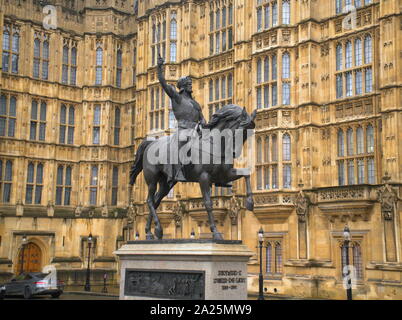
[{"xmin": 130, "ymin": 54, "xmax": 256, "ymax": 240}]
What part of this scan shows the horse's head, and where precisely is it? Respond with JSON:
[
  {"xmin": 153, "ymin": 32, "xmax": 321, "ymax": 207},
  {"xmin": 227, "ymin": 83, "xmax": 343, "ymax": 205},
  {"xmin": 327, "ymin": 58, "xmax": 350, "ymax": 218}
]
[{"xmin": 204, "ymin": 105, "xmax": 257, "ymax": 161}]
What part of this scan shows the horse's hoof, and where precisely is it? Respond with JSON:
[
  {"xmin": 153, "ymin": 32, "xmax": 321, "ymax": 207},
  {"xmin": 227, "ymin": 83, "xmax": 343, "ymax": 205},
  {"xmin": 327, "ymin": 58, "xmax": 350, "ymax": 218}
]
[
  {"xmin": 146, "ymin": 233, "xmax": 154, "ymax": 240},
  {"xmin": 155, "ymin": 227, "xmax": 163, "ymax": 240},
  {"xmin": 246, "ymin": 197, "xmax": 254, "ymax": 211},
  {"xmin": 213, "ymin": 232, "xmax": 224, "ymax": 241}
]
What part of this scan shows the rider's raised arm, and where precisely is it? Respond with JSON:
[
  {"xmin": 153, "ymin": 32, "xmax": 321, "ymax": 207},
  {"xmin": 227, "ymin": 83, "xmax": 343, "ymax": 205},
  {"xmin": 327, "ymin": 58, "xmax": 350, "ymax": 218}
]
[{"xmin": 157, "ymin": 55, "xmax": 180, "ymax": 102}]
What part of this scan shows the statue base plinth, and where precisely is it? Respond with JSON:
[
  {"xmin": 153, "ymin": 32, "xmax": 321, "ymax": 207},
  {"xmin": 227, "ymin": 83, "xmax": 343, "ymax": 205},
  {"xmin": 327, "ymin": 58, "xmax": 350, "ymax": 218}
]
[{"xmin": 114, "ymin": 239, "xmax": 253, "ymax": 300}]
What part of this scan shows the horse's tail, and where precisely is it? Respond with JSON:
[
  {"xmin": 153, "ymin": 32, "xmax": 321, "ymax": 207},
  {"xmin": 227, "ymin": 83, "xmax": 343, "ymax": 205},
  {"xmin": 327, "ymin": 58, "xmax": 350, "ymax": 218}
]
[{"xmin": 129, "ymin": 139, "xmax": 153, "ymax": 185}]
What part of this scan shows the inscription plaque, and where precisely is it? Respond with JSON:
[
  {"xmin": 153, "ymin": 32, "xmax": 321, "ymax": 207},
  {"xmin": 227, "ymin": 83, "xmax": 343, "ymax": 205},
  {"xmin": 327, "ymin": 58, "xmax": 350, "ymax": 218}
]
[{"xmin": 124, "ymin": 269, "xmax": 205, "ymax": 300}]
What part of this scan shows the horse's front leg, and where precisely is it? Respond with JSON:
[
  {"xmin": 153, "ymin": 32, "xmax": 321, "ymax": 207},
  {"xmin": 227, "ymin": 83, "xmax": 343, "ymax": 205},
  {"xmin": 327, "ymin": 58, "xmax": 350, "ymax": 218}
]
[
  {"xmin": 146, "ymin": 182, "xmax": 163, "ymax": 240},
  {"xmin": 228, "ymin": 168, "xmax": 254, "ymax": 211},
  {"xmin": 244, "ymin": 174, "xmax": 254, "ymax": 211},
  {"xmin": 199, "ymin": 172, "xmax": 223, "ymax": 240}
]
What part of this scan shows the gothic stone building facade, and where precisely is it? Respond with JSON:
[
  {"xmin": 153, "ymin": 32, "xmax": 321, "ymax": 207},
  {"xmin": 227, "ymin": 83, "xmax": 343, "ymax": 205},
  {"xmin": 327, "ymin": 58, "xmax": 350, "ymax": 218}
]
[{"xmin": 0, "ymin": 0, "xmax": 401, "ymax": 299}]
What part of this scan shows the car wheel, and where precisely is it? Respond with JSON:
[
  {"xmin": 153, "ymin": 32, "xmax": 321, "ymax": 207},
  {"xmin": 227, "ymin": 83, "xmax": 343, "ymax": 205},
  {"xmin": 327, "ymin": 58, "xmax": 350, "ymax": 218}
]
[
  {"xmin": 51, "ymin": 291, "xmax": 61, "ymax": 299},
  {"xmin": 23, "ymin": 286, "xmax": 32, "ymax": 299}
]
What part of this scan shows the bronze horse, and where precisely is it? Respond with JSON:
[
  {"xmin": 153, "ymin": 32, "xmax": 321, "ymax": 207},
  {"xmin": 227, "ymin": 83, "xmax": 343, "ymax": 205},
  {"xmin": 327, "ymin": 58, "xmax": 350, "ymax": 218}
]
[{"xmin": 130, "ymin": 105, "xmax": 256, "ymax": 240}]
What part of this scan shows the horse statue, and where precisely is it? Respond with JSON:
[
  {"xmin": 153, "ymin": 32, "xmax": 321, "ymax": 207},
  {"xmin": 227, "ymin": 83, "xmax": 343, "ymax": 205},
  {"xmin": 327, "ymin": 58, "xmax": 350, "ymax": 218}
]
[{"xmin": 129, "ymin": 104, "xmax": 256, "ymax": 241}]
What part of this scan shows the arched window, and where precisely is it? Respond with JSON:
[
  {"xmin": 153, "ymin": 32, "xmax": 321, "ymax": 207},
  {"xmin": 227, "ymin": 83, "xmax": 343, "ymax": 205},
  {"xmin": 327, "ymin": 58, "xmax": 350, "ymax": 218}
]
[
  {"xmin": 257, "ymin": 58, "xmax": 262, "ymax": 84},
  {"xmin": 257, "ymin": 138, "xmax": 262, "ymax": 164},
  {"xmin": 116, "ymin": 49, "xmax": 122, "ymax": 88},
  {"xmin": 282, "ymin": 83, "xmax": 291, "ymax": 105},
  {"xmin": 352, "ymin": 243, "xmax": 363, "ymax": 280},
  {"xmin": 95, "ymin": 47, "xmax": 103, "ymax": 85},
  {"xmin": 170, "ymin": 15, "xmax": 177, "ymax": 40},
  {"xmin": 272, "ymin": 54, "xmax": 277, "ymax": 80},
  {"xmin": 264, "ymin": 5, "xmax": 270, "ymax": 29},
  {"xmin": 2, "ymin": 29, "xmax": 10, "ymax": 72},
  {"xmin": 111, "ymin": 166, "xmax": 119, "ymax": 205},
  {"xmin": 264, "ymin": 56, "xmax": 269, "ymax": 82},
  {"xmin": 228, "ymin": 74, "xmax": 233, "ymax": 98},
  {"xmin": 215, "ymin": 78, "xmax": 220, "ymax": 101},
  {"xmin": 282, "ymin": 0, "xmax": 290, "ymax": 25},
  {"xmin": 90, "ymin": 165, "xmax": 98, "ymax": 205},
  {"xmin": 272, "ymin": 2, "xmax": 278, "ymax": 26},
  {"xmin": 347, "ymin": 128, "xmax": 354, "ymax": 155},
  {"xmin": 257, "ymin": 7, "xmax": 262, "ymax": 31},
  {"xmin": 366, "ymin": 124, "xmax": 374, "ymax": 153},
  {"xmin": 59, "ymin": 104, "xmax": 67, "ymax": 144},
  {"xmin": 282, "ymin": 52, "xmax": 290, "ymax": 78},
  {"xmin": 93, "ymin": 105, "xmax": 101, "ymax": 144},
  {"xmin": 256, "ymin": 166, "xmax": 262, "ymax": 190},
  {"xmin": 114, "ymin": 107, "xmax": 121, "ymax": 146},
  {"xmin": 266, "ymin": 243, "xmax": 272, "ymax": 273},
  {"xmin": 364, "ymin": 35, "xmax": 372, "ymax": 64},
  {"xmin": 336, "ymin": 44, "xmax": 343, "ymax": 71},
  {"xmin": 283, "ymin": 133, "xmax": 291, "ymax": 161},
  {"xmin": 170, "ymin": 42, "xmax": 177, "ymax": 62},
  {"xmin": 0, "ymin": 160, "xmax": 13, "ymax": 203},
  {"xmin": 338, "ymin": 129, "xmax": 344, "ymax": 157},
  {"xmin": 209, "ymin": 80, "xmax": 213, "ymax": 102},
  {"xmin": 355, "ymin": 38, "xmax": 362, "ymax": 66},
  {"xmin": 336, "ymin": 0, "xmax": 342, "ymax": 14},
  {"xmin": 275, "ymin": 242, "xmax": 282, "ymax": 273},
  {"xmin": 356, "ymin": 127, "xmax": 364, "ymax": 154},
  {"xmin": 210, "ymin": 10, "xmax": 214, "ymax": 31},
  {"xmin": 264, "ymin": 136, "xmax": 270, "ymax": 162},
  {"xmin": 68, "ymin": 107, "xmax": 75, "ymax": 144},
  {"xmin": 70, "ymin": 47, "xmax": 77, "ymax": 85},
  {"xmin": 271, "ymin": 134, "xmax": 278, "ymax": 161},
  {"xmin": 345, "ymin": 41, "xmax": 352, "ymax": 69},
  {"xmin": 62, "ymin": 46, "xmax": 69, "ymax": 84},
  {"xmin": 216, "ymin": 9, "xmax": 220, "ymax": 29},
  {"xmin": 42, "ymin": 40, "xmax": 49, "ymax": 80},
  {"xmin": 256, "ymin": 87, "xmax": 262, "ymax": 109},
  {"xmin": 264, "ymin": 166, "xmax": 270, "ymax": 190},
  {"xmin": 347, "ymin": 159, "xmax": 355, "ymax": 184},
  {"xmin": 0, "ymin": 95, "xmax": 16, "ymax": 137},
  {"xmin": 221, "ymin": 77, "xmax": 226, "ymax": 99},
  {"xmin": 222, "ymin": 7, "xmax": 227, "ymax": 27},
  {"xmin": 33, "ymin": 39, "xmax": 40, "ymax": 78}
]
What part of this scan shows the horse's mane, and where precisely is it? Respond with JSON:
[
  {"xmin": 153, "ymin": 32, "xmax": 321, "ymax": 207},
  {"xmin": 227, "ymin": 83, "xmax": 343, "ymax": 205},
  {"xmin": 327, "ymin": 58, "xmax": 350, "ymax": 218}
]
[{"xmin": 204, "ymin": 104, "xmax": 249, "ymax": 130}]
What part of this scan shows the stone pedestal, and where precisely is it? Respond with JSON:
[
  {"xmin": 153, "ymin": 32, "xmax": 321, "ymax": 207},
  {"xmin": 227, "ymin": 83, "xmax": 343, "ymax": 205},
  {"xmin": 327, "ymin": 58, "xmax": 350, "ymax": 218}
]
[{"xmin": 114, "ymin": 240, "xmax": 253, "ymax": 300}]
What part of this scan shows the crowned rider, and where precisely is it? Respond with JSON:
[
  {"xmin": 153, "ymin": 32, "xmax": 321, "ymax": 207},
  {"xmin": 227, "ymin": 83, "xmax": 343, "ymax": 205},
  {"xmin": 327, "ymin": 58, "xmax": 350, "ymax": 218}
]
[{"xmin": 157, "ymin": 54, "xmax": 206, "ymax": 183}]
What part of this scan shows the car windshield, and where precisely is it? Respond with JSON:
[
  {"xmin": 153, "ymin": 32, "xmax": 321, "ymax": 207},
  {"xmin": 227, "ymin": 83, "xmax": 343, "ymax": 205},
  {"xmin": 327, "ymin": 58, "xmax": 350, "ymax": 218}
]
[
  {"xmin": 33, "ymin": 273, "xmax": 51, "ymax": 279},
  {"xmin": 12, "ymin": 274, "xmax": 26, "ymax": 281}
]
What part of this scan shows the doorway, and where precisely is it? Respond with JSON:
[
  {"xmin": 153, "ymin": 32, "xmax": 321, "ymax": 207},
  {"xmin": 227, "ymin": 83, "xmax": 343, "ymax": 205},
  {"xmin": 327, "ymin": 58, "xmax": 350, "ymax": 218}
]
[{"xmin": 15, "ymin": 242, "xmax": 42, "ymax": 274}]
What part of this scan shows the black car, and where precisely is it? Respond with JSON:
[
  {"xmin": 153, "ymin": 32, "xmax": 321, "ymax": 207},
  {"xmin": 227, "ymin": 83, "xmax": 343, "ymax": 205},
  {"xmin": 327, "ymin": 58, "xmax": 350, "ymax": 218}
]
[{"xmin": 0, "ymin": 272, "xmax": 64, "ymax": 299}]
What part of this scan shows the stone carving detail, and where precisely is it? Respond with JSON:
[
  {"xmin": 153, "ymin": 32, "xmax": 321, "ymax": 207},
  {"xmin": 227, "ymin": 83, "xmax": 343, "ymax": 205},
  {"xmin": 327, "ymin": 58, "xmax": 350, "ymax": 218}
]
[
  {"xmin": 125, "ymin": 269, "xmax": 205, "ymax": 300},
  {"xmin": 127, "ymin": 201, "xmax": 138, "ymax": 224},
  {"xmin": 320, "ymin": 43, "xmax": 329, "ymax": 56},
  {"xmin": 377, "ymin": 179, "xmax": 397, "ymax": 221},
  {"xmin": 318, "ymin": 187, "xmax": 365, "ymax": 201},
  {"xmin": 173, "ymin": 198, "xmax": 187, "ymax": 227},
  {"xmin": 255, "ymin": 195, "xmax": 279, "ymax": 205},
  {"xmin": 227, "ymin": 194, "xmax": 242, "ymax": 225},
  {"xmin": 75, "ymin": 203, "xmax": 83, "ymax": 217},
  {"xmin": 294, "ymin": 191, "xmax": 310, "ymax": 222}
]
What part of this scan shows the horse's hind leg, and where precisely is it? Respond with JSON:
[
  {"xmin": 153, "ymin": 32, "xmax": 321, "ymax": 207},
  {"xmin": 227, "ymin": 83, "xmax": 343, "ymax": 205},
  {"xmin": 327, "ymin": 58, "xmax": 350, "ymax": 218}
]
[
  {"xmin": 146, "ymin": 181, "xmax": 163, "ymax": 240},
  {"xmin": 199, "ymin": 172, "xmax": 223, "ymax": 240},
  {"xmin": 154, "ymin": 178, "xmax": 176, "ymax": 210}
]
